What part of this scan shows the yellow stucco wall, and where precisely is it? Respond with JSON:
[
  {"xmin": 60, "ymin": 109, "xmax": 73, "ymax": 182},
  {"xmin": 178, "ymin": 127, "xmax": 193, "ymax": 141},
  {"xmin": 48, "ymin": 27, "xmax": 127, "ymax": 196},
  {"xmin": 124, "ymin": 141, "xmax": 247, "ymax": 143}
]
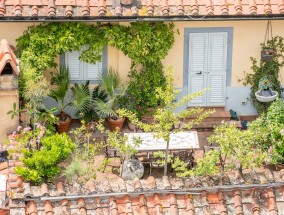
[
  {"xmin": 163, "ymin": 20, "xmax": 284, "ymax": 88},
  {"xmin": 1, "ymin": 20, "xmax": 284, "ymax": 87}
]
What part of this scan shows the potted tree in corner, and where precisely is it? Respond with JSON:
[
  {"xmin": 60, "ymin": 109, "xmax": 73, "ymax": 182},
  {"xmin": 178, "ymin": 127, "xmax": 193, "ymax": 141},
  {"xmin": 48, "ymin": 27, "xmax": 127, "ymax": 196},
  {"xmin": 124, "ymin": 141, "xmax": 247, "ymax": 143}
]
[
  {"xmin": 49, "ymin": 66, "xmax": 72, "ymax": 133},
  {"xmin": 255, "ymin": 76, "xmax": 278, "ymax": 103},
  {"xmin": 95, "ymin": 68, "xmax": 126, "ymax": 132}
]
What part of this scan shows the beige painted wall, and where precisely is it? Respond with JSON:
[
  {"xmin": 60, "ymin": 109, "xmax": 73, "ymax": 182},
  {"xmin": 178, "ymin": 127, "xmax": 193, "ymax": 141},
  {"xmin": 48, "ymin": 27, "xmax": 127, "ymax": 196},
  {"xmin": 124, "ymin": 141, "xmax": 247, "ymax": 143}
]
[
  {"xmin": 162, "ymin": 20, "xmax": 284, "ymax": 88},
  {"xmin": 0, "ymin": 90, "xmax": 19, "ymax": 144}
]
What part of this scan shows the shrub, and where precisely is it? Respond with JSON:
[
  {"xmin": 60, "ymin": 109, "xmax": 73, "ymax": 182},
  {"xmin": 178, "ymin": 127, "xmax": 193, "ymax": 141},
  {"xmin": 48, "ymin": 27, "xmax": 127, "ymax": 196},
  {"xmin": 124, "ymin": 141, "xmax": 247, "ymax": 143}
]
[{"xmin": 15, "ymin": 133, "xmax": 75, "ymax": 185}]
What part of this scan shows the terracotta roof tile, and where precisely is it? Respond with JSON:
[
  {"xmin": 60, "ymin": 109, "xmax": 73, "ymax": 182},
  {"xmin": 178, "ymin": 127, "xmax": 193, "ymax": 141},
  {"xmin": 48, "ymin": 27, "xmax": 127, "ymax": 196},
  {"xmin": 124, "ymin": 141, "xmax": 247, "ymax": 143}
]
[
  {"xmin": 0, "ymin": 0, "xmax": 282, "ymax": 19},
  {"xmin": 0, "ymin": 39, "xmax": 19, "ymax": 76}
]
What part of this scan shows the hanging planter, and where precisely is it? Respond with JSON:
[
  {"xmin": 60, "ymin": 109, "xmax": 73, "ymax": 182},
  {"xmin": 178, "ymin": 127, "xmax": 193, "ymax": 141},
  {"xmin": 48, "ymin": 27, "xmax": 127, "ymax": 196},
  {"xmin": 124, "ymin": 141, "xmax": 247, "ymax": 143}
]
[
  {"xmin": 255, "ymin": 77, "xmax": 278, "ymax": 103},
  {"xmin": 255, "ymin": 90, "xmax": 278, "ymax": 102},
  {"xmin": 261, "ymin": 49, "xmax": 277, "ymax": 62},
  {"xmin": 261, "ymin": 20, "xmax": 276, "ymax": 63}
]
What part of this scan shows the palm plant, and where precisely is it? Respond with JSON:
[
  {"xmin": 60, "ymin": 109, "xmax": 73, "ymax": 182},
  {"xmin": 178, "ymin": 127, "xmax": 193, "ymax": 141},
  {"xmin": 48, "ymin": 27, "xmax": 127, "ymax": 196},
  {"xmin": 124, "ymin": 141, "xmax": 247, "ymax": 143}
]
[
  {"xmin": 70, "ymin": 81, "xmax": 108, "ymax": 122},
  {"xmin": 49, "ymin": 65, "xmax": 71, "ymax": 122},
  {"xmin": 95, "ymin": 68, "xmax": 126, "ymax": 119}
]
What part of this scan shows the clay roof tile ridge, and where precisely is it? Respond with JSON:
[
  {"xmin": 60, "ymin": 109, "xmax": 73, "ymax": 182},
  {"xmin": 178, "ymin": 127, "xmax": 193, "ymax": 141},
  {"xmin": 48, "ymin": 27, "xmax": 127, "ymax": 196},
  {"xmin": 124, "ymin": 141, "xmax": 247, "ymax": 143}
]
[
  {"xmin": 65, "ymin": 5, "xmax": 73, "ymax": 17},
  {"xmin": 191, "ymin": 0, "xmax": 199, "ymax": 15},
  {"xmin": 233, "ymin": 190, "xmax": 244, "ymax": 215},
  {"xmin": 81, "ymin": 0, "xmax": 90, "ymax": 16},
  {"xmin": 162, "ymin": 175, "xmax": 171, "ymax": 190},
  {"xmin": 161, "ymin": 0, "xmax": 169, "ymax": 16},
  {"xmin": 48, "ymin": 0, "xmax": 56, "ymax": 17},
  {"xmin": 146, "ymin": 0, "xmax": 154, "ymax": 16},
  {"xmin": 249, "ymin": 0, "xmax": 257, "ymax": 15},
  {"xmin": 31, "ymin": 5, "xmax": 38, "ymax": 17},
  {"xmin": 234, "ymin": 0, "xmax": 243, "ymax": 15},
  {"xmin": 278, "ymin": 0, "xmax": 284, "ymax": 14},
  {"xmin": 14, "ymin": 0, "xmax": 22, "ymax": 16},
  {"xmin": 98, "ymin": 0, "xmax": 106, "ymax": 16},
  {"xmin": 206, "ymin": 0, "xmax": 214, "ymax": 15},
  {"xmin": 264, "ymin": 0, "xmax": 272, "ymax": 14},
  {"xmin": 220, "ymin": 0, "xmax": 229, "ymax": 15},
  {"xmin": 44, "ymin": 200, "xmax": 54, "ymax": 215},
  {"xmin": 176, "ymin": 0, "xmax": 184, "ymax": 15},
  {"xmin": 0, "ymin": 0, "xmax": 5, "ymax": 16}
]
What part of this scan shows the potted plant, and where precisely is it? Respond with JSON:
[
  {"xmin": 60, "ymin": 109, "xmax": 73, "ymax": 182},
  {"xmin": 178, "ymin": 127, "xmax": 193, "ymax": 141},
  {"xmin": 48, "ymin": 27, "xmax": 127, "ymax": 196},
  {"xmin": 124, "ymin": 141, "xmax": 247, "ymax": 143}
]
[
  {"xmin": 70, "ymin": 81, "xmax": 108, "ymax": 132},
  {"xmin": 49, "ymin": 66, "xmax": 72, "ymax": 133},
  {"xmin": 95, "ymin": 68, "xmax": 126, "ymax": 132},
  {"xmin": 255, "ymin": 77, "xmax": 278, "ymax": 102}
]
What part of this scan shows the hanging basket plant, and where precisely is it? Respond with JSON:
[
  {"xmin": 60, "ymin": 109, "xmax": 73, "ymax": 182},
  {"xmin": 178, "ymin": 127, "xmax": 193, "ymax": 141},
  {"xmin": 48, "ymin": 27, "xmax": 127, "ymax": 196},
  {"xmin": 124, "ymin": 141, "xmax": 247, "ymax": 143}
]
[
  {"xmin": 261, "ymin": 20, "xmax": 277, "ymax": 63},
  {"xmin": 261, "ymin": 49, "xmax": 277, "ymax": 62},
  {"xmin": 255, "ymin": 76, "xmax": 278, "ymax": 102}
]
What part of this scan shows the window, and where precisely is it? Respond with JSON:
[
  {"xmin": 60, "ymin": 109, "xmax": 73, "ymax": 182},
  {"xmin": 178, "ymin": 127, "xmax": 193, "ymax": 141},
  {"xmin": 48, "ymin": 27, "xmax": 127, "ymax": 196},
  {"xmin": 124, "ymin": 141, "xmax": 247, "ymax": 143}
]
[{"xmin": 62, "ymin": 47, "xmax": 107, "ymax": 83}]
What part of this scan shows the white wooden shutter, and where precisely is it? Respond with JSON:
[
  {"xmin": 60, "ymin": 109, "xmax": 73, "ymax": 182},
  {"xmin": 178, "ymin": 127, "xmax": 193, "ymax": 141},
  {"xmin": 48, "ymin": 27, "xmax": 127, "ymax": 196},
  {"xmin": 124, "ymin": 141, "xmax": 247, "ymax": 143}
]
[
  {"xmin": 84, "ymin": 61, "xmax": 102, "ymax": 81},
  {"xmin": 65, "ymin": 51, "xmax": 83, "ymax": 81},
  {"xmin": 207, "ymin": 32, "xmax": 227, "ymax": 106},
  {"xmin": 188, "ymin": 33, "xmax": 208, "ymax": 106}
]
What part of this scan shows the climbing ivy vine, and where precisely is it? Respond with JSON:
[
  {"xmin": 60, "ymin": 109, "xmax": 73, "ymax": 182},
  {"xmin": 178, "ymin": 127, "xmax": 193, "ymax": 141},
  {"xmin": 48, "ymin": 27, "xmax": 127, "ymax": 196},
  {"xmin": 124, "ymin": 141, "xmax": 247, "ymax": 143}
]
[
  {"xmin": 241, "ymin": 36, "xmax": 284, "ymax": 113},
  {"xmin": 16, "ymin": 22, "xmax": 176, "ymax": 109}
]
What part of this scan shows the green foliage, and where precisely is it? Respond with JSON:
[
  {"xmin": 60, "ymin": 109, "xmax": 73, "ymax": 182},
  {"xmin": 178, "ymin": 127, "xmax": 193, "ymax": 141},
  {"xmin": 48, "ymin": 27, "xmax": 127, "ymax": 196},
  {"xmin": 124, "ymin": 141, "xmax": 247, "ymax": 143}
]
[
  {"xmin": 7, "ymin": 102, "xmax": 18, "ymax": 119},
  {"xmin": 118, "ymin": 66, "xmax": 214, "ymax": 175},
  {"xmin": 209, "ymin": 123, "xmax": 267, "ymax": 173},
  {"xmin": 15, "ymin": 132, "xmax": 75, "ymax": 185},
  {"xmin": 63, "ymin": 122, "xmax": 105, "ymax": 182},
  {"xmin": 49, "ymin": 65, "xmax": 71, "ymax": 118},
  {"xmin": 95, "ymin": 68, "xmax": 126, "ymax": 119},
  {"xmin": 96, "ymin": 120, "xmax": 140, "ymax": 160},
  {"xmin": 176, "ymin": 150, "xmax": 220, "ymax": 178},
  {"xmin": 126, "ymin": 62, "xmax": 166, "ymax": 117},
  {"xmin": 241, "ymin": 36, "xmax": 284, "ymax": 113},
  {"xmin": 248, "ymin": 99, "xmax": 284, "ymax": 165},
  {"xmin": 16, "ymin": 22, "xmax": 175, "ymax": 118}
]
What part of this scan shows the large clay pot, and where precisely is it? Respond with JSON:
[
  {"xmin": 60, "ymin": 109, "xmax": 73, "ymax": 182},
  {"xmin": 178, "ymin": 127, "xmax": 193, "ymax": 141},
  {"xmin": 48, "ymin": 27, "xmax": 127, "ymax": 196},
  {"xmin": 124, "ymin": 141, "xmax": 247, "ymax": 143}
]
[
  {"xmin": 107, "ymin": 117, "xmax": 125, "ymax": 132},
  {"xmin": 55, "ymin": 114, "xmax": 72, "ymax": 134}
]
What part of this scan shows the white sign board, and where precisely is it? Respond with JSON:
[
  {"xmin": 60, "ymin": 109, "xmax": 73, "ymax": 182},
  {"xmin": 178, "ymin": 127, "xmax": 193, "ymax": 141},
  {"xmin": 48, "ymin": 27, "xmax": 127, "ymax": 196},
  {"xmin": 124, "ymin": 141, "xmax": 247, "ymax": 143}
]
[{"xmin": 125, "ymin": 131, "xmax": 199, "ymax": 151}]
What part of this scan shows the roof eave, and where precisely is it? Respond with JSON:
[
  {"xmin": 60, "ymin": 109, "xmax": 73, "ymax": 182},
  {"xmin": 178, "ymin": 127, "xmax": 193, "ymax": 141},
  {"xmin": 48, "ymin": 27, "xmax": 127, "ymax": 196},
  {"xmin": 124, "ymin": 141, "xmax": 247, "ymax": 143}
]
[{"xmin": 0, "ymin": 14, "xmax": 284, "ymax": 22}]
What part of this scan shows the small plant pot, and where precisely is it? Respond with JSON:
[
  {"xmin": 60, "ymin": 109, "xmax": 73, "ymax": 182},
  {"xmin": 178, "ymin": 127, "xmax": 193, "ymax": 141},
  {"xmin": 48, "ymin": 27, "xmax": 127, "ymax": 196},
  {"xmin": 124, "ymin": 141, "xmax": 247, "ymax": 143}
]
[
  {"xmin": 261, "ymin": 49, "xmax": 276, "ymax": 62},
  {"xmin": 255, "ymin": 90, "xmax": 278, "ymax": 102},
  {"xmin": 107, "ymin": 117, "xmax": 125, "ymax": 132},
  {"xmin": 55, "ymin": 114, "xmax": 72, "ymax": 134}
]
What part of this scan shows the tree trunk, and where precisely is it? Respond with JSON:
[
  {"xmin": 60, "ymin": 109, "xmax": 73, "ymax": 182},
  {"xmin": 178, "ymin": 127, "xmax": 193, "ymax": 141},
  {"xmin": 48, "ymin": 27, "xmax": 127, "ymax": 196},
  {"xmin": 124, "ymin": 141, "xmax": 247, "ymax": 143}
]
[{"xmin": 164, "ymin": 140, "xmax": 170, "ymax": 176}]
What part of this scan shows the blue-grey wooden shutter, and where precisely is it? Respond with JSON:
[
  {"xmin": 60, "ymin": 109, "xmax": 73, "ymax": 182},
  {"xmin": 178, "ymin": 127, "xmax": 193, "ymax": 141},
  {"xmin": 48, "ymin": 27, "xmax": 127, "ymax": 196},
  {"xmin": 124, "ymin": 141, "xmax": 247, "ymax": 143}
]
[
  {"xmin": 188, "ymin": 33, "xmax": 208, "ymax": 106},
  {"xmin": 84, "ymin": 61, "xmax": 102, "ymax": 81},
  {"xmin": 207, "ymin": 32, "xmax": 227, "ymax": 106},
  {"xmin": 65, "ymin": 51, "xmax": 83, "ymax": 81}
]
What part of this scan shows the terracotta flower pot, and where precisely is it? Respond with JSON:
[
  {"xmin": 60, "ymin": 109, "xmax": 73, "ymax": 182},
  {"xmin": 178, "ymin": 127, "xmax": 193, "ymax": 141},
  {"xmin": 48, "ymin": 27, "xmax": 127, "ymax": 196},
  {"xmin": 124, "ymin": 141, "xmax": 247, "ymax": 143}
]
[
  {"xmin": 107, "ymin": 117, "xmax": 125, "ymax": 132},
  {"xmin": 55, "ymin": 114, "xmax": 72, "ymax": 134}
]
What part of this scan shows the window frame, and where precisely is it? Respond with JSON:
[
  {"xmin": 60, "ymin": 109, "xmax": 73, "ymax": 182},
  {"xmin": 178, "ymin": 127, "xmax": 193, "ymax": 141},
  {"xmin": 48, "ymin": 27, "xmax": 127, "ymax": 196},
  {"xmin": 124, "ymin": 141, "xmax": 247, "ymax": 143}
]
[{"xmin": 60, "ymin": 46, "xmax": 108, "ymax": 84}]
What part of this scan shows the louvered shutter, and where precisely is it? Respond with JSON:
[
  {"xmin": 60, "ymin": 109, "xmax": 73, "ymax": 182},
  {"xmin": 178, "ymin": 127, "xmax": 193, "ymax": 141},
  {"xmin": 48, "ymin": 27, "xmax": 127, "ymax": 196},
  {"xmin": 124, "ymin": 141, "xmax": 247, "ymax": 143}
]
[
  {"xmin": 188, "ymin": 33, "xmax": 208, "ymax": 106},
  {"xmin": 84, "ymin": 61, "xmax": 102, "ymax": 81},
  {"xmin": 207, "ymin": 32, "xmax": 227, "ymax": 106},
  {"xmin": 65, "ymin": 51, "xmax": 83, "ymax": 81}
]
